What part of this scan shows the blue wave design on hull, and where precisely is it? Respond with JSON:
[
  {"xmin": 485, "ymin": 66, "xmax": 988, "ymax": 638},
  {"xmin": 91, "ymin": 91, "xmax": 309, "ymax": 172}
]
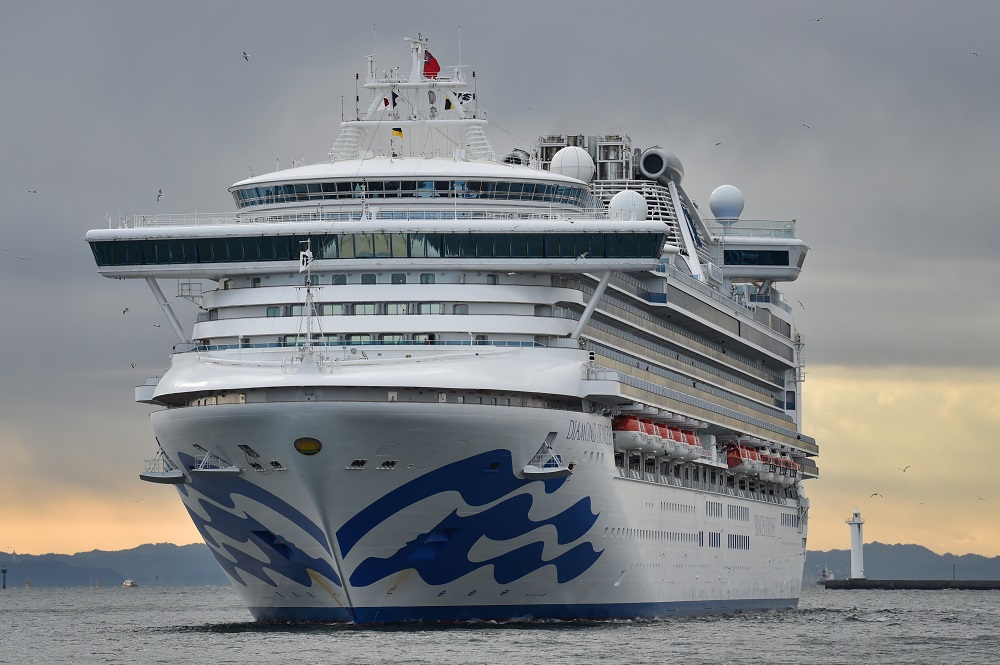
[
  {"xmin": 339, "ymin": 450, "xmax": 602, "ymax": 588},
  {"xmin": 177, "ymin": 452, "xmax": 341, "ymax": 589}
]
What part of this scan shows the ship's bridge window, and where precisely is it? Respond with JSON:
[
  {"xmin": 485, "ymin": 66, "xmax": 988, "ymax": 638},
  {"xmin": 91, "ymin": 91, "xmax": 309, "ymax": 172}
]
[
  {"xmin": 723, "ymin": 249, "xmax": 790, "ymax": 267},
  {"xmin": 89, "ymin": 231, "xmax": 666, "ymax": 267}
]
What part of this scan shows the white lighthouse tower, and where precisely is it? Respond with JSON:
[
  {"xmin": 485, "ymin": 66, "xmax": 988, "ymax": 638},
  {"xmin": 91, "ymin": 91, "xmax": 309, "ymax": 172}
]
[{"xmin": 847, "ymin": 508, "xmax": 866, "ymax": 579}]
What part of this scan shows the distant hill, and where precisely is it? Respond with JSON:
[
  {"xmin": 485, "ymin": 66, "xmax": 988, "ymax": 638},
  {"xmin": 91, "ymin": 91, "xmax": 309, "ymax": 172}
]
[
  {"xmin": 803, "ymin": 542, "xmax": 1000, "ymax": 583},
  {"xmin": 0, "ymin": 543, "xmax": 227, "ymax": 587},
  {"xmin": 4, "ymin": 541, "xmax": 999, "ymax": 588}
]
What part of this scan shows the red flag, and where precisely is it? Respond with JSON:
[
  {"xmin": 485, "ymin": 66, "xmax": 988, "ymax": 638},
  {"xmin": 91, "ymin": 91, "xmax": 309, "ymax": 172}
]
[{"xmin": 423, "ymin": 50, "xmax": 440, "ymax": 79}]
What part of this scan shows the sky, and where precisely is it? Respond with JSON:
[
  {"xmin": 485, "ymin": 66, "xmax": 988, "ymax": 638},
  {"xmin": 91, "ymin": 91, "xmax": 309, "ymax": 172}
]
[{"xmin": 2, "ymin": 0, "xmax": 999, "ymax": 560}]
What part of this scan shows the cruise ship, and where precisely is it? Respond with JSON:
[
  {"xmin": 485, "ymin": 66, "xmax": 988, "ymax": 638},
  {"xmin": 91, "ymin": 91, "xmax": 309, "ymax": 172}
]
[{"xmin": 86, "ymin": 35, "xmax": 817, "ymax": 623}]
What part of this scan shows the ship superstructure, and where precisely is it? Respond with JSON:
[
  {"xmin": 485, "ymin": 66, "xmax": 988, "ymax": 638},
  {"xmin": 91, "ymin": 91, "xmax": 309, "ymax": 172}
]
[{"xmin": 87, "ymin": 35, "xmax": 817, "ymax": 623}]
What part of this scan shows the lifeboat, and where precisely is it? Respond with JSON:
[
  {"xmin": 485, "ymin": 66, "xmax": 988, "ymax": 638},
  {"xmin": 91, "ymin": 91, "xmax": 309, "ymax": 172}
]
[
  {"xmin": 612, "ymin": 415, "xmax": 645, "ymax": 453},
  {"xmin": 665, "ymin": 427, "xmax": 686, "ymax": 459},
  {"xmin": 656, "ymin": 423, "xmax": 675, "ymax": 457},
  {"xmin": 639, "ymin": 420, "xmax": 663, "ymax": 454},
  {"xmin": 679, "ymin": 430, "xmax": 702, "ymax": 461},
  {"xmin": 726, "ymin": 445, "xmax": 761, "ymax": 476}
]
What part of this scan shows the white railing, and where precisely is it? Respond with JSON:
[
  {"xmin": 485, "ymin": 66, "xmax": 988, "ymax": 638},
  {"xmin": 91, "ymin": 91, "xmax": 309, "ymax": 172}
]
[
  {"xmin": 125, "ymin": 206, "xmax": 624, "ymax": 229},
  {"xmin": 703, "ymin": 219, "xmax": 797, "ymax": 239}
]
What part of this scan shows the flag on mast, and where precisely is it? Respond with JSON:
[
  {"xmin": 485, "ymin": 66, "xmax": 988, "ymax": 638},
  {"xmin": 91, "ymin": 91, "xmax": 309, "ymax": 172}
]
[
  {"xmin": 392, "ymin": 127, "xmax": 404, "ymax": 138},
  {"xmin": 423, "ymin": 50, "xmax": 440, "ymax": 79}
]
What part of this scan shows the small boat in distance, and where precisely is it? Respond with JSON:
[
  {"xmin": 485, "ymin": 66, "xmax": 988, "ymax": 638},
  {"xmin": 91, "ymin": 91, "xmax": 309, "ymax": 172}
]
[
  {"xmin": 122, "ymin": 579, "xmax": 139, "ymax": 588},
  {"xmin": 817, "ymin": 566, "xmax": 834, "ymax": 585}
]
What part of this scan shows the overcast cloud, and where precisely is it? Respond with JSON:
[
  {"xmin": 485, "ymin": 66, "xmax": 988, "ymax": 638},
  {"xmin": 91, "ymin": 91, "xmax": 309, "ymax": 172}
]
[{"xmin": 2, "ymin": 0, "xmax": 999, "ymax": 555}]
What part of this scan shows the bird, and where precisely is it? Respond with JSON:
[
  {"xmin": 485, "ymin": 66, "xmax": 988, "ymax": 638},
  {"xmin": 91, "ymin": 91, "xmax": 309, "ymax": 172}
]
[
  {"xmin": 797, "ymin": 300, "xmax": 805, "ymax": 309},
  {"xmin": 977, "ymin": 496, "xmax": 987, "ymax": 501},
  {"xmin": 714, "ymin": 142, "xmax": 722, "ymax": 146},
  {"xmin": 972, "ymin": 51, "xmax": 979, "ymax": 57},
  {"xmin": 17, "ymin": 256, "xmax": 29, "ymax": 260},
  {"xmin": 801, "ymin": 122, "xmax": 810, "ymax": 129},
  {"xmin": 157, "ymin": 189, "xmax": 163, "ymax": 201},
  {"xmin": 27, "ymin": 189, "xmax": 37, "ymax": 194},
  {"xmin": 870, "ymin": 493, "xmax": 882, "ymax": 498},
  {"xmin": 810, "ymin": 16, "xmax": 826, "ymax": 22},
  {"xmin": 153, "ymin": 324, "xmax": 162, "ymax": 328},
  {"xmin": 130, "ymin": 362, "xmax": 136, "ymax": 369},
  {"xmin": 122, "ymin": 307, "xmax": 129, "ymax": 315},
  {"xmin": 898, "ymin": 465, "xmax": 911, "ymax": 472},
  {"xmin": 243, "ymin": 51, "xmax": 249, "ymax": 61}
]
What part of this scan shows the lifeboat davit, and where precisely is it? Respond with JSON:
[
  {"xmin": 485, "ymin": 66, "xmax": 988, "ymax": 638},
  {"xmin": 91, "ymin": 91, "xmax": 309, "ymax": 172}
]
[
  {"xmin": 758, "ymin": 452, "xmax": 776, "ymax": 482},
  {"xmin": 612, "ymin": 415, "xmax": 645, "ymax": 453},
  {"xmin": 639, "ymin": 420, "xmax": 663, "ymax": 454}
]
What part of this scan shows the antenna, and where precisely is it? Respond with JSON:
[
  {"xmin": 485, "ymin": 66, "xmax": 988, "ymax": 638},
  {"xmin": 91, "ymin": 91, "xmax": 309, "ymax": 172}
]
[{"xmin": 458, "ymin": 24, "xmax": 462, "ymax": 71}]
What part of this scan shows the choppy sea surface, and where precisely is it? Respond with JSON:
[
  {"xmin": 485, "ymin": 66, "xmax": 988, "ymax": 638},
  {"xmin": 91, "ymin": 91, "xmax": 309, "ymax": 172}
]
[{"xmin": 3, "ymin": 584, "xmax": 998, "ymax": 664}]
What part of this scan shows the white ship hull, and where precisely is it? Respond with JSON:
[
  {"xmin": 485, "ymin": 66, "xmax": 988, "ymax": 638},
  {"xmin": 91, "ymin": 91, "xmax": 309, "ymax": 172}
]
[{"xmin": 153, "ymin": 401, "xmax": 805, "ymax": 622}]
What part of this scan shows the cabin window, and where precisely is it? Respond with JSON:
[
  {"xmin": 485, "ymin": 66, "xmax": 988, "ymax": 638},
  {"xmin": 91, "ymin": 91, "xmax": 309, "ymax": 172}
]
[
  {"xmin": 413, "ymin": 333, "xmax": 436, "ymax": 345},
  {"xmin": 266, "ymin": 307, "xmax": 281, "ymax": 317},
  {"xmin": 361, "ymin": 273, "xmax": 377, "ymax": 285},
  {"xmin": 391, "ymin": 273, "xmax": 406, "ymax": 285},
  {"xmin": 379, "ymin": 334, "xmax": 406, "ymax": 344},
  {"xmin": 486, "ymin": 273, "xmax": 499, "ymax": 285},
  {"xmin": 354, "ymin": 303, "xmax": 376, "ymax": 315},
  {"xmin": 319, "ymin": 303, "xmax": 346, "ymax": 316},
  {"xmin": 420, "ymin": 273, "xmax": 436, "ymax": 284},
  {"xmin": 453, "ymin": 304, "xmax": 469, "ymax": 315},
  {"xmin": 417, "ymin": 303, "xmax": 441, "ymax": 315},
  {"xmin": 385, "ymin": 303, "xmax": 408, "ymax": 315},
  {"xmin": 347, "ymin": 334, "xmax": 372, "ymax": 344},
  {"xmin": 251, "ymin": 277, "xmax": 261, "ymax": 288},
  {"xmin": 332, "ymin": 274, "xmax": 347, "ymax": 285},
  {"xmin": 208, "ymin": 309, "xmax": 219, "ymax": 321},
  {"xmin": 289, "ymin": 305, "xmax": 306, "ymax": 317}
]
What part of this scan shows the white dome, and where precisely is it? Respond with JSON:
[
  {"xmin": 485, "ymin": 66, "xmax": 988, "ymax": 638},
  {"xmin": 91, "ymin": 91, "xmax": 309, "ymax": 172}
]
[
  {"xmin": 609, "ymin": 190, "xmax": 648, "ymax": 221},
  {"xmin": 549, "ymin": 146, "xmax": 595, "ymax": 183},
  {"xmin": 709, "ymin": 185, "xmax": 744, "ymax": 220}
]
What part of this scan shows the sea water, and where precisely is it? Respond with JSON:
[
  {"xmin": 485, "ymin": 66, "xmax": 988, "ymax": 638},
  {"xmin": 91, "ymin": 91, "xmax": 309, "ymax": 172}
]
[{"xmin": 2, "ymin": 584, "xmax": 997, "ymax": 664}]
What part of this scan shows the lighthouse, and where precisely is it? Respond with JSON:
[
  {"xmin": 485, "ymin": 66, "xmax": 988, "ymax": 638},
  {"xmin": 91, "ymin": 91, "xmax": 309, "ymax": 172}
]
[{"xmin": 847, "ymin": 508, "xmax": 865, "ymax": 579}]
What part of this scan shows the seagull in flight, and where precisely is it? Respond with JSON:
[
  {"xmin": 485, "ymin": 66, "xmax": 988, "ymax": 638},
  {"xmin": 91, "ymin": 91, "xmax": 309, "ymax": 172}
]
[
  {"xmin": 130, "ymin": 362, "xmax": 137, "ymax": 369},
  {"xmin": 122, "ymin": 307, "xmax": 129, "ymax": 315},
  {"xmin": 797, "ymin": 300, "xmax": 805, "ymax": 309},
  {"xmin": 972, "ymin": 51, "xmax": 979, "ymax": 57},
  {"xmin": 157, "ymin": 189, "xmax": 163, "ymax": 201},
  {"xmin": 810, "ymin": 17, "xmax": 827, "ymax": 22},
  {"xmin": 870, "ymin": 492, "xmax": 882, "ymax": 498},
  {"xmin": 243, "ymin": 51, "xmax": 249, "ymax": 61},
  {"xmin": 714, "ymin": 142, "xmax": 722, "ymax": 146},
  {"xmin": 27, "ymin": 189, "xmax": 37, "ymax": 194},
  {"xmin": 898, "ymin": 465, "xmax": 911, "ymax": 472},
  {"xmin": 801, "ymin": 122, "xmax": 811, "ymax": 129},
  {"xmin": 977, "ymin": 495, "xmax": 987, "ymax": 501}
]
